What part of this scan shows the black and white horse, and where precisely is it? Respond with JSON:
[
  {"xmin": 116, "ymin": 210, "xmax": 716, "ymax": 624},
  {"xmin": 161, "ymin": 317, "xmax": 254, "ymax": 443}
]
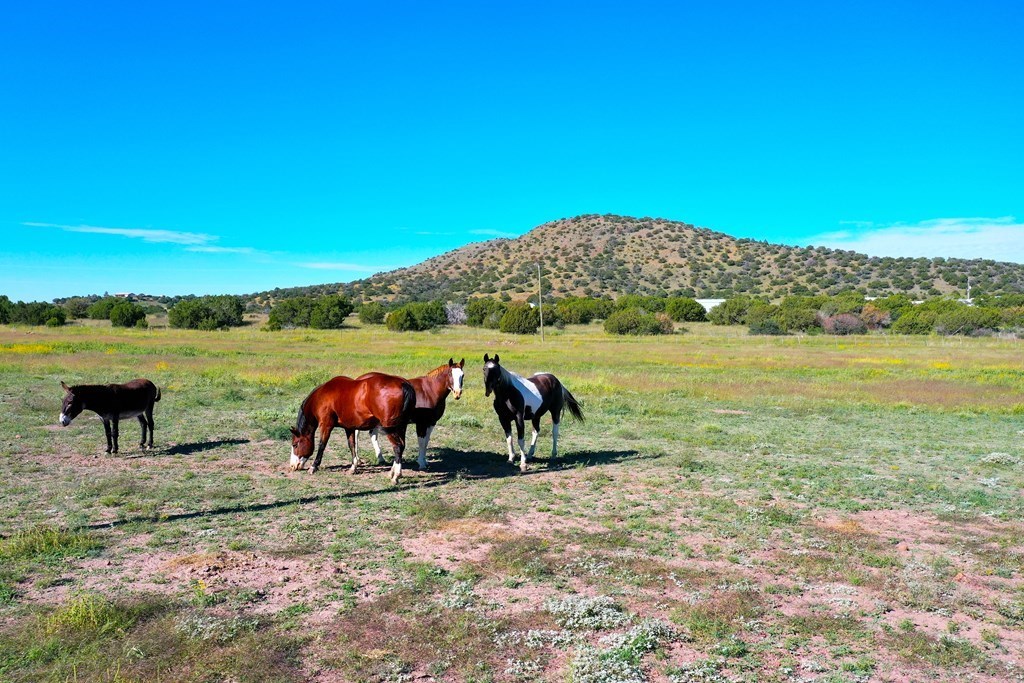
[{"xmin": 482, "ymin": 354, "xmax": 584, "ymax": 472}]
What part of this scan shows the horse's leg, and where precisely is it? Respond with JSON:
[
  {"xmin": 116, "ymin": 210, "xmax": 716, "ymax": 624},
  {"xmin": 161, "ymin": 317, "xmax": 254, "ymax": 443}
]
[
  {"xmin": 146, "ymin": 405, "xmax": 155, "ymax": 449},
  {"xmin": 386, "ymin": 428, "xmax": 407, "ymax": 484},
  {"xmin": 515, "ymin": 414, "xmax": 528, "ymax": 473},
  {"xmin": 500, "ymin": 415, "xmax": 515, "ymax": 465},
  {"xmin": 310, "ymin": 423, "xmax": 332, "ymax": 474},
  {"xmin": 137, "ymin": 415, "xmax": 148, "ymax": 450},
  {"xmin": 346, "ymin": 429, "xmax": 359, "ymax": 474},
  {"xmin": 550, "ymin": 407, "xmax": 562, "ymax": 459},
  {"xmin": 527, "ymin": 416, "xmax": 541, "ymax": 460},
  {"xmin": 370, "ymin": 429, "xmax": 385, "ymax": 465},
  {"xmin": 415, "ymin": 422, "xmax": 429, "ymax": 470},
  {"xmin": 111, "ymin": 417, "xmax": 120, "ymax": 454},
  {"xmin": 102, "ymin": 418, "xmax": 113, "ymax": 454}
]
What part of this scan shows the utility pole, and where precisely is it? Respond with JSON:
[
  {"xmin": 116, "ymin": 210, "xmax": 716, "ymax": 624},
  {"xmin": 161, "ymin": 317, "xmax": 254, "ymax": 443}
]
[{"xmin": 537, "ymin": 262, "xmax": 544, "ymax": 342}]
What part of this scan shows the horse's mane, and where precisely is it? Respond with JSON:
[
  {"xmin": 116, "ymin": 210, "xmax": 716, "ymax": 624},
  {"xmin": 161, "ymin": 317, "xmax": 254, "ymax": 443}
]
[
  {"xmin": 296, "ymin": 391, "xmax": 317, "ymax": 433},
  {"xmin": 425, "ymin": 364, "xmax": 451, "ymax": 378}
]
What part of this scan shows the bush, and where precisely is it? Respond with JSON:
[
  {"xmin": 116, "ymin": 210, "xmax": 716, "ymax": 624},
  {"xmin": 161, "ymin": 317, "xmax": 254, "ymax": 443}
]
[
  {"xmin": 859, "ymin": 303, "xmax": 892, "ymax": 330},
  {"xmin": 8, "ymin": 301, "xmax": 67, "ymax": 326},
  {"xmin": 934, "ymin": 306, "xmax": 1001, "ymax": 336},
  {"xmin": 554, "ymin": 297, "xmax": 614, "ymax": 324},
  {"xmin": 386, "ymin": 301, "xmax": 447, "ymax": 331},
  {"xmin": 499, "ymin": 303, "xmax": 540, "ymax": 334},
  {"xmin": 665, "ymin": 297, "xmax": 707, "ymax": 322},
  {"xmin": 466, "ymin": 298, "xmax": 507, "ymax": 328},
  {"xmin": 445, "ymin": 302, "xmax": 467, "ymax": 325},
  {"xmin": 62, "ymin": 297, "xmax": 92, "ymax": 319},
  {"xmin": 269, "ymin": 297, "xmax": 314, "ymax": 328},
  {"xmin": 308, "ymin": 295, "xmax": 354, "ymax": 329},
  {"xmin": 615, "ymin": 294, "xmax": 666, "ymax": 312},
  {"xmin": 109, "ymin": 301, "xmax": 147, "ymax": 328},
  {"xmin": 707, "ymin": 296, "xmax": 753, "ymax": 325},
  {"xmin": 358, "ymin": 301, "xmax": 387, "ymax": 324},
  {"xmin": 86, "ymin": 297, "xmax": 119, "ymax": 320},
  {"xmin": 821, "ymin": 313, "xmax": 867, "ymax": 335},
  {"xmin": 749, "ymin": 318, "xmax": 786, "ymax": 335},
  {"xmin": 169, "ymin": 296, "xmax": 244, "ymax": 330},
  {"xmin": 891, "ymin": 308, "xmax": 935, "ymax": 335},
  {"xmin": 0, "ymin": 296, "xmax": 10, "ymax": 324},
  {"xmin": 604, "ymin": 308, "xmax": 673, "ymax": 335}
]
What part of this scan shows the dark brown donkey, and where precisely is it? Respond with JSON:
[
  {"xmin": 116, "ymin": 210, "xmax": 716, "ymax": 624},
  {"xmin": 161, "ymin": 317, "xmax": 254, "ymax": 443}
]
[
  {"xmin": 59, "ymin": 379, "xmax": 162, "ymax": 454},
  {"xmin": 363, "ymin": 358, "xmax": 464, "ymax": 471},
  {"xmin": 290, "ymin": 372, "xmax": 416, "ymax": 483}
]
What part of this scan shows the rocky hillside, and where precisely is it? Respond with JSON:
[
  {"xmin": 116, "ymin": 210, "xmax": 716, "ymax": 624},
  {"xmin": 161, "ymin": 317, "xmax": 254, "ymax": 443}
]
[{"xmin": 251, "ymin": 214, "xmax": 1024, "ymax": 304}]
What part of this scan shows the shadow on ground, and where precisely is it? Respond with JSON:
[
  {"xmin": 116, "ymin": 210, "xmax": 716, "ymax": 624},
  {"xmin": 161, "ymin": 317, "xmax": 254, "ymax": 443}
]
[
  {"xmin": 146, "ymin": 438, "xmax": 251, "ymax": 457},
  {"xmin": 81, "ymin": 448, "xmax": 639, "ymax": 532}
]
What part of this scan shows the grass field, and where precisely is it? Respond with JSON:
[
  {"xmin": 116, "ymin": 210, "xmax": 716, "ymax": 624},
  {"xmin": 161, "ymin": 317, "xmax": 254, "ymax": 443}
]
[{"xmin": 1, "ymin": 319, "xmax": 1022, "ymax": 682}]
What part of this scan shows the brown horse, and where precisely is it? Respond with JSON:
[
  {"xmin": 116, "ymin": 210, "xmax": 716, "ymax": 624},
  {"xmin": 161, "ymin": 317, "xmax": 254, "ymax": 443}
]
[
  {"xmin": 290, "ymin": 372, "xmax": 416, "ymax": 483},
  {"xmin": 59, "ymin": 379, "xmax": 161, "ymax": 454},
  {"xmin": 363, "ymin": 359, "xmax": 464, "ymax": 470}
]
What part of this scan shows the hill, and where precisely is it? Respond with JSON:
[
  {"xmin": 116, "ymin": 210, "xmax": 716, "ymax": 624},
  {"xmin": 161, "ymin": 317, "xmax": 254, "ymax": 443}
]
[{"xmin": 250, "ymin": 214, "xmax": 1024, "ymax": 305}]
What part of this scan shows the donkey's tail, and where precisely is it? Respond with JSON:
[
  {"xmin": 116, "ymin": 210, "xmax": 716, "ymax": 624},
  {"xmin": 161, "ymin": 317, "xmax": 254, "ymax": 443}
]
[
  {"xmin": 400, "ymin": 382, "xmax": 417, "ymax": 422},
  {"xmin": 562, "ymin": 386, "xmax": 584, "ymax": 423},
  {"xmin": 154, "ymin": 386, "xmax": 162, "ymax": 402}
]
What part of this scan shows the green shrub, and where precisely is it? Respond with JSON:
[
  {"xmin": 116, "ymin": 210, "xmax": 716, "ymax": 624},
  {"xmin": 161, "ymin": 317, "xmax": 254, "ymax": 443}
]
[
  {"xmin": 499, "ymin": 303, "xmax": 540, "ymax": 334},
  {"xmin": 604, "ymin": 308, "xmax": 673, "ymax": 335},
  {"xmin": 169, "ymin": 296, "xmax": 244, "ymax": 330},
  {"xmin": 555, "ymin": 297, "xmax": 614, "ymax": 324},
  {"xmin": 934, "ymin": 305, "xmax": 1001, "ymax": 335},
  {"xmin": 466, "ymin": 298, "xmax": 507, "ymax": 328},
  {"xmin": 749, "ymin": 319, "xmax": 786, "ymax": 335},
  {"xmin": 358, "ymin": 301, "xmax": 386, "ymax": 324},
  {"xmin": 268, "ymin": 297, "xmax": 314, "ymax": 328},
  {"xmin": 707, "ymin": 296, "xmax": 753, "ymax": 325},
  {"xmin": 109, "ymin": 301, "xmax": 146, "ymax": 328},
  {"xmin": 86, "ymin": 297, "xmax": 119, "ymax": 320},
  {"xmin": 891, "ymin": 308, "xmax": 935, "ymax": 335},
  {"xmin": 665, "ymin": 297, "xmax": 707, "ymax": 322},
  {"xmin": 8, "ymin": 301, "xmax": 67, "ymax": 326},
  {"xmin": 385, "ymin": 301, "xmax": 446, "ymax": 331},
  {"xmin": 309, "ymin": 295, "xmax": 354, "ymax": 329},
  {"xmin": 615, "ymin": 294, "xmax": 666, "ymax": 312}
]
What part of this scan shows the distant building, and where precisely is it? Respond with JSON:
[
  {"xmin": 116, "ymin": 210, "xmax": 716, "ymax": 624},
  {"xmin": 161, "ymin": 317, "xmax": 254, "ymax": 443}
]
[{"xmin": 696, "ymin": 298, "xmax": 726, "ymax": 312}]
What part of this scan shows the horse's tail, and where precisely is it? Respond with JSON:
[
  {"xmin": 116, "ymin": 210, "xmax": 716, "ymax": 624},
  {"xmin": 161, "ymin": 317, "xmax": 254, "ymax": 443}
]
[
  {"xmin": 562, "ymin": 386, "xmax": 585, "ymax": 423},
  {"xmin": 154, "ymin": 386, "xmax": 162, "ymax": 402},
  {"xmin": 400, "ymin": 381, "xmax": 417, "ymax": 422}
]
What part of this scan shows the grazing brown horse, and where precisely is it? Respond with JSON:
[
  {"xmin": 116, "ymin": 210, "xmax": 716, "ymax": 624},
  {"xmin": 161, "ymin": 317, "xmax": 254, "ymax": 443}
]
[
  {"xmin": 290, "ymin": 373, "xmax": 416, "ymax": 483},
  {"xmin": 59, "ymin": 379, "xmax": 161, "ymax": 454},
  {"xmin": 482, "ymin": 354, "xmax": 584, "ymax": 472},
  {"xmin": 363, "ymin": 359, "xmax": 464, "ymax": 471}
]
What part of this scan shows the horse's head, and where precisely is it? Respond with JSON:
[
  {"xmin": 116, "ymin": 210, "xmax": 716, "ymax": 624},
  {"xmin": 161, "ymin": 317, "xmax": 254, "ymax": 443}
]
[
  {"xmin": 59, "ymin": 381, "xmax": 84, "ymax": 426},
  {"xmin": 482, "ymin": 353, "xmax": 501, "ymax": 397},
  {"xmin": 289, "ymin": 426, "xmax": 314, "ymax": 471},
  {"xmin": 448, "ymin": 357, "xmax": 465, "ymax": 399}
]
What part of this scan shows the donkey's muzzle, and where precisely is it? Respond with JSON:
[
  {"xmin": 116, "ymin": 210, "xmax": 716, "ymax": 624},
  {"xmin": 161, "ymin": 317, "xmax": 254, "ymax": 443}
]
[{"xmin": 59, "ymin": 413, "xmax": 71, "ymax": 427}]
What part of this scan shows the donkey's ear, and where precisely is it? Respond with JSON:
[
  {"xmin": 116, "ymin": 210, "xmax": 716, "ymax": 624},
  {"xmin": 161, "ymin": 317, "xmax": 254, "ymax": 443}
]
[
  {"xmin": 61, "ymin": 381, "xmax": 71, "ymax": 392},
  {"xmin": 483, "ymin": 353, "xmax": 490, "ymax": 363},
  {"xmin": 458, "ymin": 358, "xmax": 464, "ymax": 368},
  {"xmin": 289, "ymin": 426, "xmax": 300, "ymax": 437}
]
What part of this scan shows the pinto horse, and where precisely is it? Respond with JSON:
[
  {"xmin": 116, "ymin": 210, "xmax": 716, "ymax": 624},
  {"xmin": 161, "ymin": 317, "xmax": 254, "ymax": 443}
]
[
  {"xmin": 59, "ymin": 379, "xmax": 161, "ymax": 454},
  {"xmin": 290, "ymin": 372, "xmax": 416, "ymax": 483},
  {"xmin": 482, "ymin": 354, "xmax": 584, "ymax": 472},
  {"xmin": 363, "ymin": 359, "xmax": 464, "ymax": 471}
]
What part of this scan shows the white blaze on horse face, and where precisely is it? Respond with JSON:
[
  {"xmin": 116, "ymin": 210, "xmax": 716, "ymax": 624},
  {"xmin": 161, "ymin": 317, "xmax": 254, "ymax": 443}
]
[
  {"xmin": 289, "ymin": 448, "xmax": 308, "ymax": 471},
  {"xmin": 451, "ymin": 367, "xmax": 464, "ymax": 399}
]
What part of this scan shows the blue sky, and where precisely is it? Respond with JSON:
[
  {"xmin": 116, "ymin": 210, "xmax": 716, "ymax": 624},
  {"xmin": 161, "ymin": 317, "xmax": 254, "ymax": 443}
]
[{"xmin": 2, "ymin": 1, "xmax": 1022, "ymax": 301}]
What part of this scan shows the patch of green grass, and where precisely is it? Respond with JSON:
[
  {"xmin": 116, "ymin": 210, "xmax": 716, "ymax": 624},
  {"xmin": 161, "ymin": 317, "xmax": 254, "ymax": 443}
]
[{"xmin": 0, "ymin": 525, "xmax": 101, "ymax": 561}]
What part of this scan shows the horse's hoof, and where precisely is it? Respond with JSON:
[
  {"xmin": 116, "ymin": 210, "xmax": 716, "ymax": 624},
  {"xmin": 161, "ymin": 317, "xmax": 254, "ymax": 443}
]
[
  {"xmin": 520, "ymin": 465, "xmax": 528, "ymax": 473},
  {"xmin": 308, "ymin": 466, "xmax": 319, "ymax": 475}
]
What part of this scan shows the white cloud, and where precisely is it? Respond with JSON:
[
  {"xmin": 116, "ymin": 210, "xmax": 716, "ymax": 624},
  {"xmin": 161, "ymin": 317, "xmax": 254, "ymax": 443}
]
[
  {"xmin": 811, "ymin": 217, "xmax": 1024, "ymax": 263},
  {"xmin": 469, "ymin": 228, "xmax": 519, "ymax": 238},
  {"xmin": 295, "ymin": 261, "xmax": 395, "ymax": 271},
  {"xmin": 25, "ymin": 221, "xmax": 215, "ymax": 246},
  {"xmin": 185, "ymin": 245, "xmax": 256, "ymax": 254}
]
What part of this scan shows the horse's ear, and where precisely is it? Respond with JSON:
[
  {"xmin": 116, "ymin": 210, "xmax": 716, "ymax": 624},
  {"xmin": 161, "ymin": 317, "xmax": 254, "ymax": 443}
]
[
  {"xmin": 483, "ymin": 353, "xmax": 490, "ymax": 363},
  {"xmin": 458, "ymin": 358, "xmax": 464, "ymax": 368},
  {"xmin": 494, "ymin": 354, "xmax": 500, "ymax": 364},
  {"xmin": 448, "ymin": 357, "xmax": 454, "ymax": 366},
  {"xmin": 61, "ymin": 381, "xmax": 71, "ymax": 392},
  {"xmin": 289, "ymin": 426, "xmax": 300, "ymax": 437}
]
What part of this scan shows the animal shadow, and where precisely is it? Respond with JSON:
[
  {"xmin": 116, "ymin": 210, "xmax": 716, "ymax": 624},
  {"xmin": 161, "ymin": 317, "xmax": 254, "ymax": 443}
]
[
  {"xmin": 426, "ymin": 447, "xmax": 641, "ymax": 479},
  {"xmin": 158, "ymin": 438, "xmax": 250, "ymax": 457}
]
